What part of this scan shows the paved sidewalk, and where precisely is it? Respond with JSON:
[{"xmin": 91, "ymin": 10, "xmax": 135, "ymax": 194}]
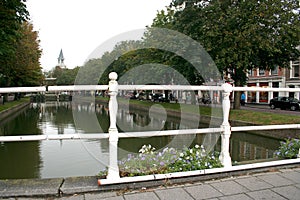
[{"xmin": 8, "ymin": 167, "xmax": 300, "ymax": 200}]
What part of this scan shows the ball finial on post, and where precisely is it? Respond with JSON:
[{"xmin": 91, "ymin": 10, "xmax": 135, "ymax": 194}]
[{"xmin": 109, "ymin": 72, "xmax": 118, "ymax": 81}]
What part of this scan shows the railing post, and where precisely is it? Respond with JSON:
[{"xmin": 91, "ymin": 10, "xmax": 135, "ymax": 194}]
[
  {"xmin": 107, "ymin": 72, "xmax": 120, "ymax": 180},
  {"xmin": 219, "ymin": 82, "xmax": 233, "ymax": 168}
]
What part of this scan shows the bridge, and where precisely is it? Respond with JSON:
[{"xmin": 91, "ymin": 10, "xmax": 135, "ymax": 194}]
[{"xmin": 0, "ymin": 72, "xmax": 300, "ymax": 186}]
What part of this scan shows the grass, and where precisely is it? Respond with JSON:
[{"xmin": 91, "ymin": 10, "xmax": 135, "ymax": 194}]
[
  {"xmin": 96, "ymin": 97, "xmax": 300, "ymax": 125},
  {"xmin": 0, "ymin": 97, "xmax": 30, "ymax": 112},
  {"xmin": 229, "ymin": 109, "xmax": 300, "ymax": 125}
]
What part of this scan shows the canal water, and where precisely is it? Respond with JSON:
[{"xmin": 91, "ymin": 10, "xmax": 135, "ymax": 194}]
[{"xmin": 0, "ymin": 102, "xmax": 280, "ymax": 179}]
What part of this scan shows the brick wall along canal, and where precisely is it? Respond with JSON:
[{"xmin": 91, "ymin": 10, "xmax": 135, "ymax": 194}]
[{"xmin": 0, "ymin": 102, "xmax": 280, "ymax": 179}]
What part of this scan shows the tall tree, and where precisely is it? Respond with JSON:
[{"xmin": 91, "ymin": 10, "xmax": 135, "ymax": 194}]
[
  {"xmin": 10, "ymin": 22, "xmax": 43, "ymax": 86},
  {"xmin": 154, "ymin": 0, "xmax": 300, "ymax": 109},
  {"xmin": 0, "ymin": 0, "xmax": 29, "ymax": 86},
  {"xmin": 0, "ymin": 0, "xmax": 29, "ymax": 57},
  {"xmin": 0, "ymin": 1, "xmax": 43, "ymax": 87}
]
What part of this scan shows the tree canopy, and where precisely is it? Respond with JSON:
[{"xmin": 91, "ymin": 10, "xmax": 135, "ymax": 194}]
[
  {"xmin": 77, "ymin": 0, "xmax": 299, "ymax": 109},
  {"xmin": 162, "ymin": 0, "xmax": 300, "ymax": 82},
  {"xmin": 51, "ymin": 66, "xmax": 80, "ymax": 85},
  {"xmin": 0, "ymin": 0, "xmax": 43, "ymax": 87},
  {"xmin": 152, "ymin": 0, "xmax": 300, "ymax": 108}
]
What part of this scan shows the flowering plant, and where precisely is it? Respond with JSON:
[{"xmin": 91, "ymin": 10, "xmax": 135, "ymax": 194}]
[
  {"xmin": 274, "ymin": 138, "xmax": 300, "ymax": 159},
  {"xmin": 168, "ymin": 144, "xmax": 222, "ymax": 172},
  {"xmin": 99, "ymin": 144, "xmax": 223, "ymax": 177}
]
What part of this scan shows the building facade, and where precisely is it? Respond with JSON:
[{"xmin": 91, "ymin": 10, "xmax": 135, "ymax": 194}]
[{"xmin": 246, "ymin": 56, "xmax": 300, "ymax": 104}]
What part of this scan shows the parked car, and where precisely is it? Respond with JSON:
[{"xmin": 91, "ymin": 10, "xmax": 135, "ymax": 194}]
[
  {"xmin": 151, "ymin": 93, "xmax": 169, "ymax": 102},
  {"xmin": 269, "ymin": 97, "xmax": 300, "ymax": 111}
]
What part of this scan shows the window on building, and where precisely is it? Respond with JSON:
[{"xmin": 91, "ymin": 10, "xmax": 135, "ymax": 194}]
[
  {"xmin": 291, "ymin": 59, "xmax": 300, "ymax": 78},
  {"xmin": 272, "ymin": 82, "xmax": 279, "ymax": 98},
  {"xmin": 259, "ymin": 69, "xmax": 265, "ymax": 76},
  {"xmin": 248, "ymin": 69, "xmax": 254, "ymax": 77},
  {"xmin": 271, "ymin": 65, "xmax": 278, "ymax": 75},
  {"xmin": 259, "ymin": 82, "xmax": 268, "ymax": 103}
]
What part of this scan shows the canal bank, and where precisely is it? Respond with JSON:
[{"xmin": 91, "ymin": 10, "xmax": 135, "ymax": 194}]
[
  {"xmin": 0, "ymin": 162, "xmax": 299, "ymax": 198},
  {"xmin": 0, "ymin": 99, "xmax": 30, "ymax": 123},
  {"xmin": 95, "ymin": 98, "xmax": 300, "ymax": 140}
]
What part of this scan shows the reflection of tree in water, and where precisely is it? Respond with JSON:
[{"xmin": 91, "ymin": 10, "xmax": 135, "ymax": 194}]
[
  {"xmin": 40, "ymin": 102, "xmax": 74, "ymax": 134},
  {"xmin": 0, "ymin": 141, "xmax": 42, "ymax": 179},
  {"xmin": 0, "ymin": 104, "xmax": 42, "ymax": 136},
  {"xmin": 0, "ymin": 105, "xmax": 42, "ymax": 179}
]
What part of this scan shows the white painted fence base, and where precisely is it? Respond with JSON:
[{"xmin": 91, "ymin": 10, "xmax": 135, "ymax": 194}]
[{"xmin": 98, "ymin": 158, "xmax": 300, "ymax": 185}]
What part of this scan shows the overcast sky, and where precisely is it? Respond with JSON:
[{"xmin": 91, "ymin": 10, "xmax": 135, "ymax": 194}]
[{"xmin": 26, "ymin": 0, "xmax": 171, "ymax": 71}]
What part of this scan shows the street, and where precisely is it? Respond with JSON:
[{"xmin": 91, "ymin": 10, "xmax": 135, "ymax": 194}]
[{"xmin": 241, "ymin": 103, "xmax": 300, "ymax": 116}]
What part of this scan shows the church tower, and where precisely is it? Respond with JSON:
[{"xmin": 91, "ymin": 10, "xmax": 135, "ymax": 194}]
[{"xmin": 57, "ymin": 49, "xmax": 66, "ymax": 68}]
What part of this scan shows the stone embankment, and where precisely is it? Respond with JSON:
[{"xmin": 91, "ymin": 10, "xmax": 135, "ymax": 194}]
[{"xmin": 0, "ymin": 100, "xmax": 30, "ymax": 122}]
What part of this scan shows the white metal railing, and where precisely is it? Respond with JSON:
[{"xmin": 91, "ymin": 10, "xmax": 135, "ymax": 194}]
[
  {"xmin": 2, "ymin": 85, "xmax": 300, "ymax": 94},
  {"xmin": 1, "ymin": 72, "xmax": 300, "ymax": 185}
]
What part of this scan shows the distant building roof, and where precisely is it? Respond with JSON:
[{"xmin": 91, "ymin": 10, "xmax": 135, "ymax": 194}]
[
  {"xmin": 57, "ymin": 49, "xmax": 65, "ymax": 68},
  {"xmin": 58, "ymin": 49, "xmax": 64, "ymax": 64}
]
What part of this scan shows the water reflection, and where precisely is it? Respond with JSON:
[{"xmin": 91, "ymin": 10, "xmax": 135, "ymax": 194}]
[
  {"xmin": 0, "ymin": 102, "xmax": 281, "ymax": 179},
  {"xmin": 0, "ymin": 105, "xmax": 42, "ymax": 179},
  {"xmin": 0, "ymin": 141, "xmax": 41, "ymax": 179},
  {"xmin": 231, "ymin": 132, "xmax": 279, "ymax": 162}
]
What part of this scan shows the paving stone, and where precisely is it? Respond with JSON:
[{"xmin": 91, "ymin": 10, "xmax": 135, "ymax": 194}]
[
  {"xmin": 184, "ymin": 184, "xmax": 223, "ymax": 200},
  {"xmin": 24, "ymin": 194, "xmax": 84, "ymax": 200},
  {"xmin": 210, "ymin": 180, "xmax": 249, "ymax": 195},
  {"xmin": 257, "ymin": 173, "xmax": 294, "ymax": 187},
  {"xmin": 101, "ymin": 196, "xmax": 124, "ymax": 200},
  {"xmin": 85, "ymin": 191, "xmax": 118, "ymax": 200},
  {"xmin": 272, "ymin": 186, "xmax": 300, "ymax": 200},
  {"xmin": 235, "ymin": 176, "xmax": 273, "ymax": 191},
  {"xmin": 279, "ymin": 171, "xmax": 300, "ymax": 184},
  {"xmin": 279, "ymin": 168, "xmax": 294, "ymax": 173},
  {"xmin": 218, "ymin": 193, "xmax": 253, "ymax": 200},
  {"xmin": 293, "ymin": 167, "xmax": 300, "ymax": 172},
  {"xmin": 59, "ymin": 194, "xmax": 85, "ymax": 200},
  {"xmin": 124, "ymin": 191, "xmax": 159, "ymax": 200},
  {"xmin": 247, "ymin": 189, "xmax": 286, "ymax": 200},
  {"xmin": 155, "ymin": 187, "xmax": 193, "ymax": 200}
]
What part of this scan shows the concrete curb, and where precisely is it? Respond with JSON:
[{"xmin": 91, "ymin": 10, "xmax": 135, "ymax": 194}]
[{"xmin": 0, "ymin": 178, "xmax": 63, "ymax": 198}]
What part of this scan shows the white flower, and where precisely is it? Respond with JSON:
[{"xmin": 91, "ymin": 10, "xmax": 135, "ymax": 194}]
[
  {"xmin": 180, "ymin": 153, "xmax": 184, "ymax": 157},
  {"xmin": 195, "ymin": 144, "xmax": 200, "ymax": 149}
]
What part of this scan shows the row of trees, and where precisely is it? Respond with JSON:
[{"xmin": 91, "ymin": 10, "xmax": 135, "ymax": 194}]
[
  {"xmin": 17, "ymin": 0, "xmax": 297, "ymax": 109},
  {"xmin": 165, "ymin": 0, "xmax": 300, "ymax": 108},
  {"xmin": 0, "ymin": 0, "xmax": 43, "ymax": 87},
  {"xmin": 77, "ymin": 0, "xmax": 299, "ymax": 109}
]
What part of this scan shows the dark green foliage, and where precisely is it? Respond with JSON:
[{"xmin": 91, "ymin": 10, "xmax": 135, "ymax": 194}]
[
  {"xmin": 0, "ymin": 0, "xmax": 43, "ymax": 87},
  {"xmin": 275, "ymin": 138, "xmax": 300, "ymax": 159}
]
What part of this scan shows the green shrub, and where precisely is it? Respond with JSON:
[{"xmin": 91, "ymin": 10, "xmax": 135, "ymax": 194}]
[{"xmin": 274, "ymin": 138, "xmax": 300, "ymax": 159}]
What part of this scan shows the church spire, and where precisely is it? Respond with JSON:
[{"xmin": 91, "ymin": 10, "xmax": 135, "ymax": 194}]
[{"xmin": 57, "ymin": 49, "xmax": 65, "ymax": 68}]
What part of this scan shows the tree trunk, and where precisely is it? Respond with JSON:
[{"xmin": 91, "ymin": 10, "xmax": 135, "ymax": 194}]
[
  {"xmin": 233, "ymin": 91, "xmax": 241, "ymax": 109},
  {"xmin": 191, "ymin": 92, "xmax": 196, "ymax": 105}
]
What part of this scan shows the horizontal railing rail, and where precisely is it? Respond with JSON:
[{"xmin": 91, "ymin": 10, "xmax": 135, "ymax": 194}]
[
  {"xmin": 1, "ymin": 124, "xmax": 299, "ymax": 142},
  {"xmin": 1, "ymin": 85, "xmax": 300, "ymax": 93}
]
